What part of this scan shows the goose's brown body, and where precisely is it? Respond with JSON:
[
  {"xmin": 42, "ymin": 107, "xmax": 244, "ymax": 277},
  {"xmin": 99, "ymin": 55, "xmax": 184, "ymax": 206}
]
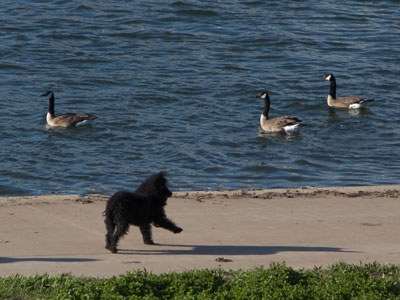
[
  {"xmin": 258, "ymin": 91, "xmax": 301, "ymax": 133},
  {"xmin": 42, "ymin": 91, "xmax": 96, "ymax": 128},
  {"xmin": 323, "ymin": 74, "xmax": 373, "ymax": 109}
]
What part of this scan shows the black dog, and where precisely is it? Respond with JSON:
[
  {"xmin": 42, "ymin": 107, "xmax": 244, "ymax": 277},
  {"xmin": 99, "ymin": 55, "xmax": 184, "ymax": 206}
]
[{"xmin": 104, "ymin": 172, "xmax": 183, "ymax": 253}]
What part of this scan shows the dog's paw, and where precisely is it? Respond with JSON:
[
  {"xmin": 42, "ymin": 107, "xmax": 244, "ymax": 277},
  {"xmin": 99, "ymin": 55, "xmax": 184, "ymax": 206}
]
[
  {"xmin": 144, "ymin": 240, "xmax": 155, "ymax": 245},
  {"xmin": 174, "ymin": 227, "xmax": 183, "ymax": 234}
]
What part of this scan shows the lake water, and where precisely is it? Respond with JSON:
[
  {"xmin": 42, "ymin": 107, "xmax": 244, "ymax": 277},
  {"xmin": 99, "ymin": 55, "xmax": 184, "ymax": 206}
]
[{"xmin": 1, "ymin": 1, "xmax": 399, "ymax": 196}]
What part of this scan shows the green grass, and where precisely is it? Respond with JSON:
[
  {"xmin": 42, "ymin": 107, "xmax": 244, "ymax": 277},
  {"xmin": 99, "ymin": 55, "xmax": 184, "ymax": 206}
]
[{"xmin": 1, "ymin": 262, "xmax": 400, "ymax": 299}]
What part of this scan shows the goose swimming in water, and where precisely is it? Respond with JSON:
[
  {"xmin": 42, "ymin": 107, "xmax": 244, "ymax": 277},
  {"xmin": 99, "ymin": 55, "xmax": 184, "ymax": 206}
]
[
  {"xmin": 323, "ymin": 73, "xmax": 374, "ymax": 109},
  {"xmin": 258, "ymin": 90, "xmax": 302, "ymax": 133},
  {"xmin": 41, "ymin": 91, "xmax": 96, "ymax": 128}
]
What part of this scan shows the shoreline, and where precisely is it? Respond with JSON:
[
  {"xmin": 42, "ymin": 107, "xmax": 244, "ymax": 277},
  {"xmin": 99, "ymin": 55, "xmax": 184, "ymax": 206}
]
[
  {"xmin": 1, "ymin": 184, "xmax": 400, "ymax": 277},
  {"xmin": 1, "ymin": 184, "xmax": 400, "ymax": 205}
]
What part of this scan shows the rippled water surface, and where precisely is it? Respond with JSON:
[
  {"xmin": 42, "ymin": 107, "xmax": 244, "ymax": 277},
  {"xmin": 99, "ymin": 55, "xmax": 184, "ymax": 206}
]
[{"xmin": 1, "ymin": 1, "xmax": 399, "ymax": 195}]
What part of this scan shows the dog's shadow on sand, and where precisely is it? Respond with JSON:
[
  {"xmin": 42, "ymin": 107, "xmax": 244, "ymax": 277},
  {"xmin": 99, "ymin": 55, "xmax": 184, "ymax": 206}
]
[
  {"xmin": 0, "ymin": 257, "xmax": 99, "ymax": 264},
  {"xmin": 118, "ymin": 244, "xmax": 359, "ymax": 255}
]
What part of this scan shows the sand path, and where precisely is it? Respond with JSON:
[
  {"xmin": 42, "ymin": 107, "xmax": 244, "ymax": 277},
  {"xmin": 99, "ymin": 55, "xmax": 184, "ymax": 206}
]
[{"xmin": 1, "ymin": 185, "xmax": 400, "ymax": 277}]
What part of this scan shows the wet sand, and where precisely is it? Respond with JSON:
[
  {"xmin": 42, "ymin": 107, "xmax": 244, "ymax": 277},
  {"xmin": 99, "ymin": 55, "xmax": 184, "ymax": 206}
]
[{"xmin": 1, "ymin": 185, "xmax": 400, "ymax": 277}]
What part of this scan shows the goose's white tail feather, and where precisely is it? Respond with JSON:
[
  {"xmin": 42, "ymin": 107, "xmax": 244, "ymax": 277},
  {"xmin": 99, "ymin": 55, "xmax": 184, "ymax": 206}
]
[
  {"xmin": 284, "ymin": 123, "xmax": 300, "ymax": 132},
  {"xmin": 349, "ymin": 99, "xmax": 374, "ymax": 109}
]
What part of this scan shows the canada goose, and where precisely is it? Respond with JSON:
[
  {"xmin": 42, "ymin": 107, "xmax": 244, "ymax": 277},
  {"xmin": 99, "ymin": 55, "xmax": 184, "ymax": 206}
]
[
  {"xmin": 257, "ymin": 91, "xmax": 302, "ymax": 133},
  {"xmin": 41, "ymin": 91, "xmax": 96, "ymax": 128},
  {"xmin": 323, "ymin": 73, "xmax": 373, "ymax": 109}
]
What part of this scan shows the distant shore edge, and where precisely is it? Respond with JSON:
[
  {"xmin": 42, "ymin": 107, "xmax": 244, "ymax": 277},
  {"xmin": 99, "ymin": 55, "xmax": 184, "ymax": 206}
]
[{"xmin": 1, "ymin": 185, "xmax": 400, "ymax": 205}]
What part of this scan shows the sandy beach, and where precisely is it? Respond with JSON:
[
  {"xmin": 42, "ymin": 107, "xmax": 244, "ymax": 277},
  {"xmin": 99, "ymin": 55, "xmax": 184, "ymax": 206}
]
[{"xmin": 1, "ymin": 185, "xmax": 400, "ymax": 277}]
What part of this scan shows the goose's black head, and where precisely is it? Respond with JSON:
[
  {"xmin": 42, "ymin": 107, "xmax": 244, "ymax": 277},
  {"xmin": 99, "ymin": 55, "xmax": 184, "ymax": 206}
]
[
  {"xmin": 258, "ymin": 90, "xmax": 269, "ymax": 100},
  {"xmin": 323, "ymin": 73, "xmax": 335, "ymax": 81},
  {"xmin": 41, "ymin": 91, "xmax": 54, "ymax": 97}
]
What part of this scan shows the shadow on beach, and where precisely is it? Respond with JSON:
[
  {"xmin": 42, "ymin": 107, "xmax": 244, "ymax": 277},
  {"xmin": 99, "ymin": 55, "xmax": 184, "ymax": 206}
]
[
  {"xmin": 0, "ymin": 257, "xmax": 99, "ymax": 264},
  {"xmin": 118, "ymin": 244, "xmax": 359, "ymax": 256}
]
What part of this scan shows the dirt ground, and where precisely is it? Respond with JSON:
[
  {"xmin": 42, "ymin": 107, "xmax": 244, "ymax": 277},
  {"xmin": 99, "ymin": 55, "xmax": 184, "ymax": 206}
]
[{"xmin": 1, "ymin": 185, "xmax": 400, "ymax": 277}]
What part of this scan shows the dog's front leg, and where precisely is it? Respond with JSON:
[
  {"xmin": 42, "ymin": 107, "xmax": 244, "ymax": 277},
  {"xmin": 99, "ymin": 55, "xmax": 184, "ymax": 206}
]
[
  {"xmin": 154, "ymin": 217, "xmax": 183, "ymax": 234},
  {"xmin": 139, "ymin": 224, "xmax": 154, "ymax": 245}
]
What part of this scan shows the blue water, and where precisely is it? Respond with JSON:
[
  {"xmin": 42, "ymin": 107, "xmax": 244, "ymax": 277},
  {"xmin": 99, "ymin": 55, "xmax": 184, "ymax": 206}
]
[{"xmin": 1, "ymin": 1, "xmax": 399, "ymax": 196}]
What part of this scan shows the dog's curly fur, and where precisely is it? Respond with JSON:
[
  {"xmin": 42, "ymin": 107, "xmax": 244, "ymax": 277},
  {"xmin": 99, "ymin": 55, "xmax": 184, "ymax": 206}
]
[{"xmin": 104, "ymin": 172, "xmax": 183, "ymax": 253}]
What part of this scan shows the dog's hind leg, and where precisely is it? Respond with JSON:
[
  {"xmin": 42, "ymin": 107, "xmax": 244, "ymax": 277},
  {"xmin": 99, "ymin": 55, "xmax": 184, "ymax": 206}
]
[
  {"xmin": 140, "ymin": 224, "xmax": 154, "ymax": 245},
  {"xmin": 109, "ymin": 222, "xmax": 129, "ymax": 253},
  {"xmin": 104, "ymin": 215, "xmax": 115, "ymax": 251}
]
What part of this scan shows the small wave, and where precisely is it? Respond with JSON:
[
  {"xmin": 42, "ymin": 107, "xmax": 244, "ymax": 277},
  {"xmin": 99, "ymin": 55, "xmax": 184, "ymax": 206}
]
[
  {"xmin": 171, "ymin": 1, "xmax": 187, "ymax": 7},
  {"xmin": 75, "ymin": 4, "xmax": 93, "ymax": 11},
  {"xmin": 176, "ymin": 9, "xmax": 219, "ymax": 17},
  {"xmin": 37, "ymin": 33, "xmax": 91, "ymax": 41},
  {"xmin": 240, "ymin": 165, "xmax": 279, "ymax": 173},
  {"xmin": 245, "ymin": 1, "xmax": 264, "ymax": 6},
  {"xmin": 0, "ymin": 184, "xmax": 29, "ymax": 196},
  {"xmin": 60, "ymin": 58, "xmax": 108, "ymax": 64},
  {"xmin": 0, "ymin": 63, "xmax": 26, "ymax": 70}
]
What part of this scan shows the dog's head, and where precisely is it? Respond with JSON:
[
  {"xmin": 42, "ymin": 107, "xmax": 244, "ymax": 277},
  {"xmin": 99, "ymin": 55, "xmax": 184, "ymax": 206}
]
[{"xmin": 136, "ymin": 172, "xmax": 172, "ymax": 205}]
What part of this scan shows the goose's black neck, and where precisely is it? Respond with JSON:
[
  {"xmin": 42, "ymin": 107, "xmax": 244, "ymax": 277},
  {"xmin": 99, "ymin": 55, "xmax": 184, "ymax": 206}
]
[
  {"xmin": 329, "ymin": 76, "xmax": 336, "ymax": 99},
  {"xmin": 48, "ymin": 93, "xmax": 55, "ymax": 117},
  {"xmin": 262, "ymin": 94, "xmax": 270, "ymax": 120}
]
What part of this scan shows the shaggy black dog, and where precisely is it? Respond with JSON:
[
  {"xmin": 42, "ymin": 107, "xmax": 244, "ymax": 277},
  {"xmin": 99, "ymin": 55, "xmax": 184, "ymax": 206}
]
[{"xmin": 104, "ymin": 172, "xmax": 183, "ymax": 253}]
